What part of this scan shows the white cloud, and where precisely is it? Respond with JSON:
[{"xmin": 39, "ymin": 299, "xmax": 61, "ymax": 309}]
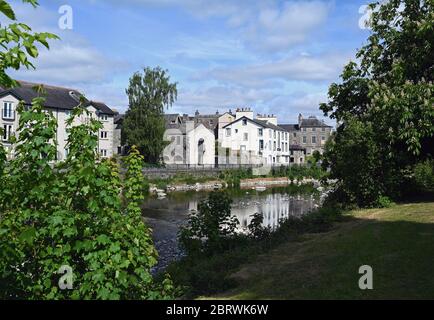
[
  {"xmin": 245, "ymin": 1, "xmax": 332, "ymax": 52},
  {"xmin": 197, "ymin": 52, "xmax": 349, "ymax": 88}
]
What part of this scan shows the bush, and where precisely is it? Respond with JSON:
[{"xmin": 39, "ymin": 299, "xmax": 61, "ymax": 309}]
[
  {"xmin": 179, "ymin": 191, "xmax": 239, "ymax": 255},
  {"xmin": 414, "ymin": 160, "xmax": 434, "ymax": 192},
  {"xmin": 0, "ymin": 94, "xmax": 174, "ymax": 300}
]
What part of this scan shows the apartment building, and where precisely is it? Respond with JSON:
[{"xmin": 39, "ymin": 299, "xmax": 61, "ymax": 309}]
[{"xmin": 0, "ymin": 81, "xmax": 117, "ymax": 160}]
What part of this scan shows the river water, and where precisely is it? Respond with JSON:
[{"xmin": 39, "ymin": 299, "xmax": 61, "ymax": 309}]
[{"xmin": 142, "ymin": 186, "xmax": 321, "ymax": 273}]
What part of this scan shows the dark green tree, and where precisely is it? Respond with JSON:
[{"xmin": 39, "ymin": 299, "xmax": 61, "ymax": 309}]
[
  {"xmin": 122, "ymin": 67, "xmax": 177, "ymax": 164},
  {"xmin": 320, "ymin": 0, "xmax": 434, "ymax": 206}
]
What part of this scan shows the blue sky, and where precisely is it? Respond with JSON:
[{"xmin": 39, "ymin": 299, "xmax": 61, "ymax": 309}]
[{"xmin": 8, "ymin": 0, "xmax": 372, "ymax": 124}]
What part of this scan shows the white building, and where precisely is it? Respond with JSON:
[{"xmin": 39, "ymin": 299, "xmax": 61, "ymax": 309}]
[
  {"xmin": 163, "ymin": 115, "xmax": 215, "ymax": 166},
  {"xmin": 0, "ymin": 81, "xmax": 117, "ymax": 160},
  {"xmin": 220, "ymin": 108, "xmax": 293, "ymax": 166}
]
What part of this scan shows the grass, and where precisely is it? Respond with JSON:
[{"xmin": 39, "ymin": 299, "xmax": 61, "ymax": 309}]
[{"xmin": 200, "ymin": 202, "xmax": 434, "ymax": 299}]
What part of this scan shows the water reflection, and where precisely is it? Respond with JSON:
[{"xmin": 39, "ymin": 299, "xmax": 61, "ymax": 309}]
[{"xmin": 143, "ymin": 187, "xmax": 320, "ymax": 273}]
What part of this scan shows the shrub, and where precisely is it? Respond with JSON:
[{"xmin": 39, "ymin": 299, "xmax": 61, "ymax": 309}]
[
  {"xmin": 414, "ymin": 160, "xmax": 434, "ymax": 192},
  {"xmin": 179, "ymin": 191, "xmax": 239, "ymax": 255},
  {"xmin": 0, "ymin": 92, "xmax": 174, "ymax": 300},
  {"xmin": 248, "ymin": 213, "xmax": 271, "ymax": 241}
]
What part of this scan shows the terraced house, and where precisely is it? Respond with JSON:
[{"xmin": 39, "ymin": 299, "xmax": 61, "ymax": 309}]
[
  {"xmin": 162, "ymin": 108, "xmax": 331, "ymax": 167},
  {"xmin": 0, "ymin": 81, "xmax": 118, "ymax": 160}
]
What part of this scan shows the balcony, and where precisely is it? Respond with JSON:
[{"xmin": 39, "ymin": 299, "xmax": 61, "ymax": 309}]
[{"xmin": 2, "ymin": 109, "xmax": 15, "ymax": 121}]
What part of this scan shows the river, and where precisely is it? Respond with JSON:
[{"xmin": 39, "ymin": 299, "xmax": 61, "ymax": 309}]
[{"xmin": 142, "ymin": 186, "xmax": 322, "ymax": 273}]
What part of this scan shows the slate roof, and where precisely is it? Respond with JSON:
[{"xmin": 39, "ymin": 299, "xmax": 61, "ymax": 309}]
[
  {"xmin": 0, "ymin": 81, "xmax": 115, "ymax": 115},
  {"xmin": 223, "ymin": 116, "xmax": 287, "ymax": 132},
  {"xmin": 279, "ymin": 124, "xmax": 300, "ymax": 132},
  {"xmin": 300, "ymin": 117, "xmax": 332, "ymax": 128}
]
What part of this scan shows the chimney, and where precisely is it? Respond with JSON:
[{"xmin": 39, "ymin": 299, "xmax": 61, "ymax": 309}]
[
  {"xmin": 298, "ymin": 113, "xmax": 303, "ymax": 127},
  {"xmin": 195, "ymin": 110, "xmax": 200, "ymax": 117}
]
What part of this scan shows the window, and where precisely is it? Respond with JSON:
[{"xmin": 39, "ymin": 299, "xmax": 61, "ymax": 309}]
[
  {"xmin": 312, "ymin": 127, "xmax": 316, "ymax": 132},
  {"xmin": 99, "ymin": 114, "xmax": 108, "ymax": 121},
  {"xmin": 100, "ymin": 131, "xmax": 108, "ymax": 139},
  {"xmin": 312, "ymin": 136, "xmax": 317, "ymax": 144},
  {"xmin": 273, "ymin": 131, "xmax": 276, "ymax": 139},
  {"xmin": 242, "ymin": 119, "xmax": 247, "ymax": 126},
  {"xmin": 322, "ymin": 136, "xmax": 326, "ymax": 141},
  {"xmin": 302, "ymin": 136, "xmax": 307, "ymax": 144},
  {"xmin": 64, "ymin": 149, "xmax": 69, "ymax": 158},
  {"xmin": 259, "ymin": 140, "xmax": 264, "ymax": 150},
  {"xmin": 322, "ymin": 127, "xmax": 326, "ymax": 132},
  {"xmin": 269, "ymin": 140, "xmax": 271, "ymax": 151},
  {"xmin": 235, "ymin": 129, "xmax": 238, "ymax": 133},
  {"xmin": 273, "ymin": 141, "xmax": 276, "ymax": 151},
  {"xmin": 293, "ymin": 132, "xmax": 297, "ymax": 138},
  {"xmin": 100, "ymin": 149, "xmax": 108, "ymax": 157},
  {"xmin": 176, "ymin": 136, "xmax": 181, "ymax": 145},
  {"xmin": 258, "ymin": 128, "xmax": 263, "ymax": 136},
  {"xmin": 3, "ymin": 102, "xmax": 14, "ymax": 119},
  {"xmin": 302, "ymin": 127, "xmax": 307, "ymax": 132},
  {"xmin": 3, "ymin": 124, "xmax": 13, "ymax": 141},
  {"xmin": 244, "ymin": 133, "xmax": 248, "ymax": 141},
  {"xmin": 226, "ymin": 128, "xmax": 231, "ymax": 136}
]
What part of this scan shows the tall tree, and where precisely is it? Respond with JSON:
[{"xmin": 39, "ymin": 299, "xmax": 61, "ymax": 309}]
[
  {"xmin": 122, "ymin": 67, "xmax": 177, "ymax": 163},
  {"xmin": 320, "ymin": 0, "xmax": 434, "ymax": 206}
]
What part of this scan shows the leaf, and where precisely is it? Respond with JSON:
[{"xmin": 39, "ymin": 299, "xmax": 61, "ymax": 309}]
[
  {"xmin": 0, "ymin": 0, "xmax": 16, "ymax": 20},
  {"xmin": 19, "ymin": 227, "xmax": 36, "ymax": 244}
]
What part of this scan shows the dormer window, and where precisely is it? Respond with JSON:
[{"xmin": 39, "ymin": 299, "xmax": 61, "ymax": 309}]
[{"xmin": 99, "ymin": 114, "xmax": 109, "ymax": 121}]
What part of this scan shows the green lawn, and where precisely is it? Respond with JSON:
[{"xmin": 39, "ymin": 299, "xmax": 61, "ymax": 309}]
[{"xmin": 204, "ymin": 202, "xmax": 434, "ymax": 299}]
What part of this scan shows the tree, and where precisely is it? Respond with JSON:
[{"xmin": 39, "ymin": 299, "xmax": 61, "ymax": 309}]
[
  {"xmin": 122, "ymin": 67, "xmax": 177, "ymax": 164},
  {"xmin": 320, "ymin": 0, "xmax": 434, "ymax": 206},
  {"xmin": 0, "ymin": 0, "xmax": 58, "ymax": 88}
]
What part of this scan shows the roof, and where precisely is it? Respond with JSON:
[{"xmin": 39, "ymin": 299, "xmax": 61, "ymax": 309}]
[
  {"xmin": 0, "ymin": 81, "xmax": 115, "ymax": 115},
  {"xmin": 279, "ymin": 124, "xmax": 300, "ymax": 132},
  {"xmin": 300, "ymin": 117, "xmax": 332, "ymax": 128},
  {"xmin": 223, "ymin": 116, "xmax": 286, "ymax": 131}
]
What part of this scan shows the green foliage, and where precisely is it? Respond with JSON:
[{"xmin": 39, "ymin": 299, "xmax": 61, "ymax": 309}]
[
  {"xmin": 219, "ymin": 168, "xmax": 252, "ymax": 188},
  {"xmin": 414, "ymin": 159, "xmax": 434, "ymax": 192},
  {"xmin": 375, "ymin": 196, "xmax": 395, "ymax": 209},
  {"xmin": 248, "ymin": 213, "xmax": 271, "ymax": 241},
  {"xmin": 272, "ymin": 164, "xmax": 327, "ymax": 181},
  {"xmin": 122, "ymin": 67, "xmax": 177, "ymax": 164},
  {"xmin": 0, "ymin": 0, "xmax": 59, "ymax": 88},
  {"xmin": 0, "ymin": 93, "xmax": 175, "ymax": 300},
  {"xmin": 179, "ymin": 191, "xmax": 239, "ymax": 255},
  {"xmin": 320, "ymin": 0, "xmax": 434, "ymax": 207}
]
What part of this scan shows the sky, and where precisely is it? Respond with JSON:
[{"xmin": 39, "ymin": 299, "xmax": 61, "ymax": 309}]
[{"xmin": 7, "ymin": 0, "xmax": 373, "ymax": 124}]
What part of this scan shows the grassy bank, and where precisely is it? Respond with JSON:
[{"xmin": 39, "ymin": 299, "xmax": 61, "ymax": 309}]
[{"xmin": 166, "ymin": 201, "xmax": 434, "ymax": 299}]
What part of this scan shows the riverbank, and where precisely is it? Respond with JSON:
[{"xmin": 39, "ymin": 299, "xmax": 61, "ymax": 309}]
[
  {"xmin": 150, "ymin": 176, "xmax": 325, "ymax": 194},
  {"xmin": 200, "ymin": 202, "xmax": 434, "ymax": 299},
  {"xmin": 147, "ymin": 165, "xmax": 327, "ymax": 194}
]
